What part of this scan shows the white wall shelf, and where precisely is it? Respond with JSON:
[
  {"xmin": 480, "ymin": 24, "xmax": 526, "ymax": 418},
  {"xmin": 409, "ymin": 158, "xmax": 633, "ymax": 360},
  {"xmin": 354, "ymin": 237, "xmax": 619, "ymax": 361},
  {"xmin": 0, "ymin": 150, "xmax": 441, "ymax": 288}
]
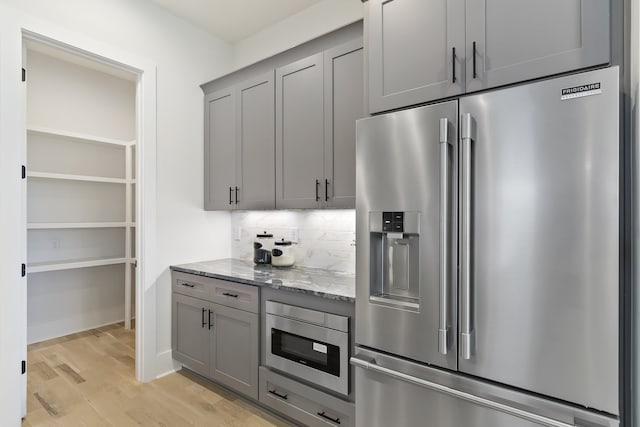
[
  {"xmin": 27, "ymin": 171, "xmax": 130, "ymax": 185},
  {"xmin": 27, "ymin": 125, "xmax": 135, "ymax": 147},
  {"xmin": 27, "ymin": 222, "xmax": 135, "ymax": 229},
  {"xmin": 27, "ymin": 257, "xmax": 129, "ymax": 274}
]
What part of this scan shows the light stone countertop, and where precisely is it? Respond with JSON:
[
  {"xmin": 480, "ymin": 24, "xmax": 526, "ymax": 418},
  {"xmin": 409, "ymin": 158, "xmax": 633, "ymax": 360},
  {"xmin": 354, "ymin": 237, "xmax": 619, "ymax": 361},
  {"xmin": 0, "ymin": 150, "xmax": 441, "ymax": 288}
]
[{"xmin": 170, "ymin": 258, "xmax": 355, "ymax": 302}]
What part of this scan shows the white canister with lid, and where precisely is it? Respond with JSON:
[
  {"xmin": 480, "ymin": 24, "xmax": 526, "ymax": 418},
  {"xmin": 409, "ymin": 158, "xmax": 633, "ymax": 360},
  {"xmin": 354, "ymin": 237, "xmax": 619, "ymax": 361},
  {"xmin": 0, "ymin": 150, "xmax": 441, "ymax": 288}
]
[{"xmin": 271, "ymin": 239, "xmax": 295, "ymax": 267}]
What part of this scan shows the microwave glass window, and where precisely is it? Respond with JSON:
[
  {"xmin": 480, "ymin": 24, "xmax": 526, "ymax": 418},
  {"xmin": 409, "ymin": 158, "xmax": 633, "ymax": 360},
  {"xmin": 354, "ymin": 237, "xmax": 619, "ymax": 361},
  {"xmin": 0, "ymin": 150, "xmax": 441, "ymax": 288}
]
[{"xmin": 271, "ymin": 328, "xmax": 340, "ymax": 376}]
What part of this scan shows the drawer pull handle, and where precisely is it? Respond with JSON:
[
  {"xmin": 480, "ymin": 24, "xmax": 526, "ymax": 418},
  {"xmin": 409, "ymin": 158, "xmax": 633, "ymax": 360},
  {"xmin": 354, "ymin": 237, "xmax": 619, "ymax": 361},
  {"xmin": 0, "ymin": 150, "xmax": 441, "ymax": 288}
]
[
  {"xmin": 317, "ymin": 411, "xmax": 341, "ymax": 425},
  {"xmin": 268, "ymin": 389, "xmax": 288, "ymax": 400},
  {"xmin": 222, "ymin": 292, "xmax": 239, "ymax": 298},
  {"xmin": 181, "ymin": 283, "xmax": 195, "ymax": 288}
]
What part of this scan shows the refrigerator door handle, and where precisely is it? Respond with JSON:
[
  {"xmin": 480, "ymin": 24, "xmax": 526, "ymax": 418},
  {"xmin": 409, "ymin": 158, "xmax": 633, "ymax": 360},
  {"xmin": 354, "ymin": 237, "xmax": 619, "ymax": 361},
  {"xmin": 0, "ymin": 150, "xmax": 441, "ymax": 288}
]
[
  {"xmin": 438, "ymin": 118, "xmax": 450, "ymax": 355},
  {"xmin": 460, "ymin": 113, "xmax": 475, "ymax": 360},
  {"xmin": 350, "ymin": 356, "xmax": 577, "ymax": 427}
]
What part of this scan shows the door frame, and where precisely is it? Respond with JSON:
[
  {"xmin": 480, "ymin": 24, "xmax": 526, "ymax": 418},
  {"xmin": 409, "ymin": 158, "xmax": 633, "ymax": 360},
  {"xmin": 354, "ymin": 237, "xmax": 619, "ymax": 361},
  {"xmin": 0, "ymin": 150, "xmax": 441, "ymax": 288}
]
[{"xmin": 6, "ymin": 21, "xmax": 158, "ymax": 418}]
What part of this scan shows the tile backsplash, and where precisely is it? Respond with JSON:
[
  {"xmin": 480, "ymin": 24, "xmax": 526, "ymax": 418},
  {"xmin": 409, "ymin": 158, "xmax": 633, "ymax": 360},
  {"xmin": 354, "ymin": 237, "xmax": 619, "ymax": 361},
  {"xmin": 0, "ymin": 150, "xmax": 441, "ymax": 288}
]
[{"xmin": 231, "ymin": 210, "xmax": 356, "ymax": 273}]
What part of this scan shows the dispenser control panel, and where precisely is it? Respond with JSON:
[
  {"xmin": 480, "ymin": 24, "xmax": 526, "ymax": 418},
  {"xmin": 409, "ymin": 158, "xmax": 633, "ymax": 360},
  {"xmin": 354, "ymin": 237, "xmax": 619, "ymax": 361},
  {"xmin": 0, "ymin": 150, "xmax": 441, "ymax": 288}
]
[{"xmin": 383, "ymin": 212, "xmax": 404, "ymax": 232}]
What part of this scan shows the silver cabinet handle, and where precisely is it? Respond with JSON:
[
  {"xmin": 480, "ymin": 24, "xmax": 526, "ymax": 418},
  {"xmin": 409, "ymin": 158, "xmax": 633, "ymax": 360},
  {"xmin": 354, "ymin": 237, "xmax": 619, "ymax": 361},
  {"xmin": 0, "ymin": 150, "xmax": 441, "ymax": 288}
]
[
  {"xmin": 460, "ymin": 113, "xmax": 474, "ymax": 360},
  {"xmin": 438, "ymin": 118, "xmax": 450, "ymax": 355},
  {"xmin": 350, "ymin": 356, "xmax": 576, "ymax": 427}
]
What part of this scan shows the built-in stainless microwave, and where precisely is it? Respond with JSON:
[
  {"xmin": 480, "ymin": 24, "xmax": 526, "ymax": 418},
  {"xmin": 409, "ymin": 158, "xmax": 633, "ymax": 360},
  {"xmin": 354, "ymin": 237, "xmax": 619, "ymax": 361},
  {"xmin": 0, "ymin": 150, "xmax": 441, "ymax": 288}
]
[{"xmin": 265, "ymin": 301, "xmax": 350, "ymax": 396}]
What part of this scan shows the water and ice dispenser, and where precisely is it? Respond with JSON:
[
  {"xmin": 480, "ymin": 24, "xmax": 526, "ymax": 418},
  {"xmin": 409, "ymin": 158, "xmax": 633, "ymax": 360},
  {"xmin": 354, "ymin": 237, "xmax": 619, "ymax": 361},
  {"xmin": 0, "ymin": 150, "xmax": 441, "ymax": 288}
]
[{"xmin": 368, "ymin": 211, "xmax": 420, "ymax": 311}]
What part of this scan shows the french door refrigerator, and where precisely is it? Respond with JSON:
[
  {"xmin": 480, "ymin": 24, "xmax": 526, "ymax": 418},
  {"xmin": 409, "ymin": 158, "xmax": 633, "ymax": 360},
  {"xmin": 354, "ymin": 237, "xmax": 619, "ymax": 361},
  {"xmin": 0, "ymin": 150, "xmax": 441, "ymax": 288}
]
[{"xmin": 353, "ymin": 66, "xmax": 620, "ymax": 427}]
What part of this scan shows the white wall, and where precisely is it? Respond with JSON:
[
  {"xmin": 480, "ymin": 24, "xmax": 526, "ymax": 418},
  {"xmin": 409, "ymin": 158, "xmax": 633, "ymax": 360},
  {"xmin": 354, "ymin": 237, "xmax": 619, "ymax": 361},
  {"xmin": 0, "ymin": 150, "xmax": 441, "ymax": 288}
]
[
  {"xmin": 0, "ymin": 0, "xmax": 233, "ymax": 424},
  {"xmin": 232, "ymin": 0, "xmax": 363, "ymax": 70}
]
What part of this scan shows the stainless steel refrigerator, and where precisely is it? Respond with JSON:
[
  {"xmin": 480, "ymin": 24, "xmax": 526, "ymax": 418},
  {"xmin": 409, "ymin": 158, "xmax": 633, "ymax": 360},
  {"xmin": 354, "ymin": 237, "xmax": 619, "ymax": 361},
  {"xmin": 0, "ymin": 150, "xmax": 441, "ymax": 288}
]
[{"xmin": 353, "ymin": 66, "xmax": 620, "ymax": 427}]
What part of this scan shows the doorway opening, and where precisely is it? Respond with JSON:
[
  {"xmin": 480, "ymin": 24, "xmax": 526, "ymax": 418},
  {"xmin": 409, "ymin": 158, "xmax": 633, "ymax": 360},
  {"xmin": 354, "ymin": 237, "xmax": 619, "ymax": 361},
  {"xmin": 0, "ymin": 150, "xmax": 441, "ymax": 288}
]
[{"xmin": 22, "ymin": 35, "xmax": 141, "ymax": 418}]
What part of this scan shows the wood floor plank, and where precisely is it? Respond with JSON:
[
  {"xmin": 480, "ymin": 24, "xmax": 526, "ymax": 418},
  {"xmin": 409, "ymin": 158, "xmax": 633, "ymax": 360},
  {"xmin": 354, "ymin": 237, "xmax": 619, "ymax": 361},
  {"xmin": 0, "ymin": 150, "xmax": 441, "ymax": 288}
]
[
  {"xmin": 55, "ymin": 363, "xmax": 86, "ymax": 384},
  {"xmin": 30, "ymin": 361, "xmax": 59, "ymax": 382},
  {"xmin": 24, "ymin": 322, "xmax": 289, "ymax": 426}
]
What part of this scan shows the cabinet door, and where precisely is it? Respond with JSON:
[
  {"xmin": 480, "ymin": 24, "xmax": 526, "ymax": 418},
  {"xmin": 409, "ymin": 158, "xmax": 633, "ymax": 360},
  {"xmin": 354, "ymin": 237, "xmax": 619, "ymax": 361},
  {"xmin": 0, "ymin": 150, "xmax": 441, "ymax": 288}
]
[
  {"xmin": 172, "ymin": 294, "xmax": 211, "ymax": 377},
  {"xmin": 236, "ymin": 72, "xmax": 276, "ymax": 210},
  {"xmin": 275, "ymin": 53, "xmax": 325, "ymax": 209},
  {"xmin": 210, "ymin": 303, "xmax": 259, "ymax": 399},
  {"xmin": 368, "ymin": 0, "xmax": 466, "ymax": 113},
  {"xmin": 465, "ymin": 0, "xmax": 610, "ymax": 92},
  {"xmin": 204, "ymin": 88, "xmax": 236, "ymax": 210},
  {"xmin": 324, "ymin": 39, "xmax": 364, "ymax": 209}
]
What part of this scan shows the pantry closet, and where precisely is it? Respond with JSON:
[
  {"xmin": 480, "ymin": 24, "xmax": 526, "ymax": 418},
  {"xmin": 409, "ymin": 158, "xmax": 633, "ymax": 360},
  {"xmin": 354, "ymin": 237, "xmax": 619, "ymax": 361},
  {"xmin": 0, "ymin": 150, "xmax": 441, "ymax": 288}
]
[{"xmin": 25, "ymin": 41, "xmax": 137, "ymax": 344}]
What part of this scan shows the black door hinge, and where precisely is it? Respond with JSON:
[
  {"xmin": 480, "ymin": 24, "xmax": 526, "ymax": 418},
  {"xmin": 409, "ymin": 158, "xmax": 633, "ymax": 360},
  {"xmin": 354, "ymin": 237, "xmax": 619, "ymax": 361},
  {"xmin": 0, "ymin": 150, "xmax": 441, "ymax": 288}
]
[
  {"xmin": 21, "ymin": 360, "xmax": 26, "ymax": 375},
  {"xmin": 21, "ymin": 263, "xmax": 26, "ymax": 277},
  {"xmin": 22, "ymin": 165, "xmax": 26, "ymax": 179},
  {"xmin": 21, "ymin": 68, "xmax": 26, "ymax": 82}
]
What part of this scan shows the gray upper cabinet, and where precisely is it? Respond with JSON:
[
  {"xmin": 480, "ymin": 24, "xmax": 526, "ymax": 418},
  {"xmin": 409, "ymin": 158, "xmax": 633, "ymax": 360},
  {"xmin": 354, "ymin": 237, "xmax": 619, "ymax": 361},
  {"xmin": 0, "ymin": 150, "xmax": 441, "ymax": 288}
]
[
  {"xmin": 367, "ymin": 0, "xmax": 610, "ymax": 113},
  {"xmin": 368, "ymin": 0, "xmax": 466, "ymax": 114},
  {"xmin": 210, "ymin": 303, "xmax": 259, "ymax": 400},
  {"xmin": 204, "ymin": 88, "xmax": 236, "ymax": 210},
  {"xmin": 204, "ymin": 32, "xmax": 364, "ymax": 211},
  {"xmin": 235, "ymin": 72, "xmax": 276, "ymax": 210},
  {"xmin": 324, "ymin": 39, "xmax": 364, "ymax": 209},
  {"xmin": 465, "ymin": 0, "xmax": 610, "ymax": 92},
  {"xmin": 204, "ymin": 73, "xmax": 276, "ymax": 210},
  {"xmin": 276, "ymin": 53, "xmax": 325, "ymax": 209}
]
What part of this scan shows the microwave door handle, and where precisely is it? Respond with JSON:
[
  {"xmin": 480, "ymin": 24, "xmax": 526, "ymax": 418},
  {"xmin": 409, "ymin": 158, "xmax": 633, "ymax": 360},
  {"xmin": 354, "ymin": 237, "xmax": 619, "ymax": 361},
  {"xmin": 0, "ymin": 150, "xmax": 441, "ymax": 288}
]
[
  {"xmin": 460, "ymin": 113, "xmax": 475, "ymax": 360},
  {"xmin": 438, "ymin": 118, "xmax": 450, "ymax": 355}
]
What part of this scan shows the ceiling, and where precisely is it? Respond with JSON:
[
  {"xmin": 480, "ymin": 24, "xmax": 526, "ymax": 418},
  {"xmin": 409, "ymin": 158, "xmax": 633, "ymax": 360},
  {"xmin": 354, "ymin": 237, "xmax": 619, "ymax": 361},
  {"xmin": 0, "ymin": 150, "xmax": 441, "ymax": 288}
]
[{"xmin": 147, "ymin": 0, "xmax": 325, "ymax": 43}]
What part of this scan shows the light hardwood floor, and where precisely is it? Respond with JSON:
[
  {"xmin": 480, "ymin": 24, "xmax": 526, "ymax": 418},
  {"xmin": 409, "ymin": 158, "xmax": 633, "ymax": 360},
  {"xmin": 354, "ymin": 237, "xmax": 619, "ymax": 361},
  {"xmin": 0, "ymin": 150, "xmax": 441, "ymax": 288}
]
[{"xmin": 23, "ymin": 323, "xmax": 291, "ymax": 426}]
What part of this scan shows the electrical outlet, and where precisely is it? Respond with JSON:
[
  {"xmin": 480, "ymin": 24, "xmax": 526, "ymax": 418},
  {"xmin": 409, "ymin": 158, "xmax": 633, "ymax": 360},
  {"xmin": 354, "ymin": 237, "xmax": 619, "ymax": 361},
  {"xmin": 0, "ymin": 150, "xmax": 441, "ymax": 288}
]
[
  {"xmin": 290, "ymin": 228, "xmax": 299, "ymax": 243},
  {"xmin": 233, "ymin": 226, "xmax": 242, "ymax": 241}
]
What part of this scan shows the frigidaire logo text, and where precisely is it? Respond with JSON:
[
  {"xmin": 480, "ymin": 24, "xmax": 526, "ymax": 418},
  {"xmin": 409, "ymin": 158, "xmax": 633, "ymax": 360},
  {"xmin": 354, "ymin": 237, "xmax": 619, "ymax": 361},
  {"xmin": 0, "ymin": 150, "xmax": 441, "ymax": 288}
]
[{"xmin": 561, "ymin": 82, "xmax": 601, "ymax": 96}]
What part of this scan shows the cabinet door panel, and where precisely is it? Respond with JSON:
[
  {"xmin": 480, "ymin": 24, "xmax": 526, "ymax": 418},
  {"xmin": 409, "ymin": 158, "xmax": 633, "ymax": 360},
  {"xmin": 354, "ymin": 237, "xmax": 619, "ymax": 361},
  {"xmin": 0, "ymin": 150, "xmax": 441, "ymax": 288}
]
[
  {"xmin": 172, "ymin": 294, "xmax": 210, "ymax": 377},
  {"xmin": 466, "ymin": 0, "xmax": 610, "ymax": 92},
  {"xmin": 236, "ymin": 72, "xmax": 276, "ymax": 210},
  {"xmin": 324, "ymin": 39, "xmax": 364, "ymax": 209},
  {"xmin": 275, "ymin": 53, "xmax": 324, "ymax": 209},
  {"xmin": 204, "ymin": 88, "xmax": 236, "ymax": 210},
  {"xmin": 210, "ymin": 304, "xmax": 259, "ymax": 399},
  {"xmin": 368, "ymin": 0, "xmax": 465, "ymax": 113}
]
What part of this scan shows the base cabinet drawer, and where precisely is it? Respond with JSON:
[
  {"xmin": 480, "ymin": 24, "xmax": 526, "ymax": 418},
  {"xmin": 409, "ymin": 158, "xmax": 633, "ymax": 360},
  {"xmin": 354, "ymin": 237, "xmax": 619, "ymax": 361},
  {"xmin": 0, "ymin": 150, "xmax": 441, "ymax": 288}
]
[
  {"xmin": 209, "ymin": 277, "xmax": 260, "ymax": 313},
  {"xmin": 172, "ymin": 272, "xmax": 211, "ymax": 301},
  {"xmin": 259, "ymin": 367, "xmax": 354, "ymax": 427}
]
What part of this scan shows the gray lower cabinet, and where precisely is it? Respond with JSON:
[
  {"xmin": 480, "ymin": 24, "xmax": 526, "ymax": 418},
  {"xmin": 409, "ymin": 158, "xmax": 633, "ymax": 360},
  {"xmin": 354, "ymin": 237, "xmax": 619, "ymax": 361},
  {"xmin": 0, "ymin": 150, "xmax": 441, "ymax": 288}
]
[
  {"xmin": 276, "ymin": 53, "xmax": 326, "ymax": 209},
  {"xmin": 204, "ymin": 72, "xmax": 275, "ymax": 210},
  {"xmin": 172, "ymin": 273, "xmax": 260, "ymax": 400},
  {"xmin": 172, "ymin": 293, "xmax": 212, "ymax": 377},
  {"xmin": 260, "ymin": 367, "xmax": 355, "ymax": 427},
  {"xmin": 367, "ymin": 0, "xmax": 611, "ymax": 113},
  {"xmin": 210, "ymin": 303, "xmax": 259, "ymax": 399}
]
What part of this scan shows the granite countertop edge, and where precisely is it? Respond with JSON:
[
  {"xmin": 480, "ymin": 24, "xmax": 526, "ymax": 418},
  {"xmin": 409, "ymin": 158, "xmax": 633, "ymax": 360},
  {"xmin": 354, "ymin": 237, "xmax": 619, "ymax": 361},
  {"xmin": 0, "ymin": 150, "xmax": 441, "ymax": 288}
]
[{"xmin": 170, "ymin": 260, "xmax": 355, "ymax": 303}]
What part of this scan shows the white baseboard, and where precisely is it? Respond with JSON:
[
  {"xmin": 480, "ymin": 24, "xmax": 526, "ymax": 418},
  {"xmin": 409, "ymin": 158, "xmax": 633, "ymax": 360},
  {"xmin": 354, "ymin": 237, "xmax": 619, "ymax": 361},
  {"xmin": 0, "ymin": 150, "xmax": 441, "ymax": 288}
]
[{"xmin": 155, "ymin": 349, "xmax": 180, "ymax": 379}]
